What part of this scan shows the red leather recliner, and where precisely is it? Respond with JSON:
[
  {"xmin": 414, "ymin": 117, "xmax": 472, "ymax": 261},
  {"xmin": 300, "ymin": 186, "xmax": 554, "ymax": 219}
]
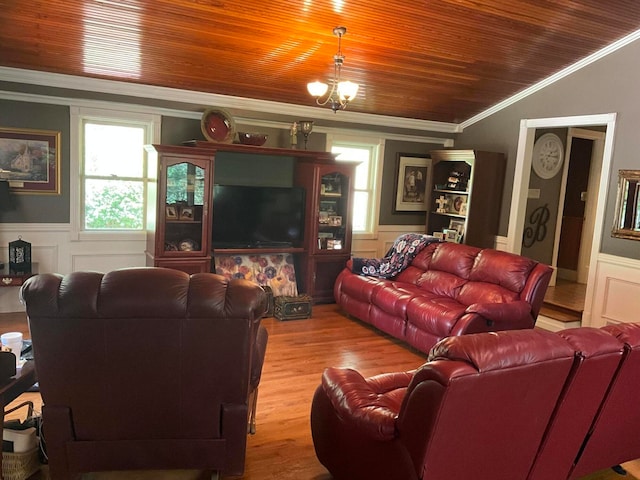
[
  {"xmin": 569, "ymin": 323, "xmax": 640, "ymax": 479},
  {"xmin": 20, "ymin": 267, "xmax": 268, "ymax": 479},
  {"xmin": 334, "ymin": 242, "xmax": 553, "ymax": 354},
  {"xmin": 311, "ymin": 325, "xmax": 640, "ymax": 480}
]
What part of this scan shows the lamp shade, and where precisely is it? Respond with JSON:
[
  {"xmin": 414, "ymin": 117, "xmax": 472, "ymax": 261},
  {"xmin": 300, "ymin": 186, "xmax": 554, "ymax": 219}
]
[
  {"xmin": 338, "ymin": 81, "xmax": 359, "ymax": 102},
  {"xmin": 307, "ymin": 81, "xmax": 329, "ymax": 97}
]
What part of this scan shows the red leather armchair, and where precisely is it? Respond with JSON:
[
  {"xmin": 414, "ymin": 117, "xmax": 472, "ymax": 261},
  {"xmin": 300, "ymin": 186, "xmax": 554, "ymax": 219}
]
[
  {"xmin": 20, "ymin": 267, "xmax": 268, "ymax": 479},
  {"xmin": 334, "ymin": 242, "xmax": 553, "ymax": 354},
  {"xmin": 311, "ymin": 324, "xmax": 640, "ymax": 480}
]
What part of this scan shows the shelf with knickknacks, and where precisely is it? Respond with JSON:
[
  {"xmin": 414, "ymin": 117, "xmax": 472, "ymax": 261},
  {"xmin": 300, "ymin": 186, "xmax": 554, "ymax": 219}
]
[{"xmin": 427, "ymin": 149, "xmax": 506, "ymax": 249}]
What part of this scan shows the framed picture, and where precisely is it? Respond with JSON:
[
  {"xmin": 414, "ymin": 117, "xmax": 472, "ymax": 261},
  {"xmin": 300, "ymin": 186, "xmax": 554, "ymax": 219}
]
[
  {"xmin": 447, "ymin": 194, "xmax": 467, "ymax": 214},
  {"xmin": 179, "ymin": 206, "xmax": 194, "ymax": 220},
  {"xmin": 459, "ymin": 202, "xmax": 468, "ymax": 216},
  {"xmin": 0, "ymin": 127, "xmax": 61, "ymax": 194},
  {"xmin": 321, "ymin": 175, "xmax": 342, "ymax": 197},
  {"xmin": 329, "ymin": 215, "xmax": 342, "ymax": 226},
  {"xmin": 394, "ymin": 153, "xmax": 433, "ymax": 212},
  {"xmin": 449, "ymin": 219, "xmax": 465, "ymax": 235},
  {"xmin": 320, "ymin": 200, "xmax": 337, "ymax": 215},
  {"xmin": 166, "ymin": 204, "xmax": 178, "ymax": 219},
  {"xmin": 443, "ymin": 228, "xmax": 459, "ymax": 243}
]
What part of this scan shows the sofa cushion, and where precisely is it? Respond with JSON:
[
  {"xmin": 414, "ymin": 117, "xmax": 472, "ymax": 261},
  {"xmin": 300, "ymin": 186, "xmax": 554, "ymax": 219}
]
[
  {"xmin": 339, "ymin": 272, "xmax": 387, "ymax": 303},
  {"xmin": 416, "ymin": 270, "xmax": 467, "ymax": 298},
  {"xmin": 469, "ymin": 249, "xmax": 537, "ymax": 293},
  {"xmin": 402, "ymin": 243, "xmax": 438, "ymax": 271},
  {"xmin": 457, "ymin": 281, "xmax": 520, "ymax": 306},
  {"xmin": 429, "ymin": 242, "xmax": 480, "ymax": 279},
  {"xmin": 406, "ymin": 296, "xmax": 468, "ymax": 337},
  {"xmin": 372, "ymin": 282, "xmax": 423, "ymax": 317}
]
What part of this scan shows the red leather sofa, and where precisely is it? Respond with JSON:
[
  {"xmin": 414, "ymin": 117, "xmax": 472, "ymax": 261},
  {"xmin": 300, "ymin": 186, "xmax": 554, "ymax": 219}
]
[
  {"xmin": 334, "ymin": 242, "xmax": 553, "ymax": 354},
  {"xmin": 20, "ymin": 267, "xmax": 268, "ymax": 479},
  {"xmin": 311, "ymin": 323, "xmax": 640, "ymax": 480}
]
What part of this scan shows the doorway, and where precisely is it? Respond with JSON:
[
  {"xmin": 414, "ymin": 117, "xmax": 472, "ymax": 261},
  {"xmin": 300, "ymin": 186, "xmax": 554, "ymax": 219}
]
[
  {"xmin": 553, "ymin": 128, "xmax": 606, "ymax": 286},
  {"xmin": 506, "ymin": 114, "xmax": 617, "ymax": 327}
]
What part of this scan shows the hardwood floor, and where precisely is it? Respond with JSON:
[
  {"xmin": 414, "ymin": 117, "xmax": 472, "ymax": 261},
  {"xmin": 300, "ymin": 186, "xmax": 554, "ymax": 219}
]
[
  {"xmin": 1, "ymin": 305, "xmax": 638, "ymax": 480},
  {"xmin": 544, "ymin": 279, "xmax": 587, "ymax": 313}
]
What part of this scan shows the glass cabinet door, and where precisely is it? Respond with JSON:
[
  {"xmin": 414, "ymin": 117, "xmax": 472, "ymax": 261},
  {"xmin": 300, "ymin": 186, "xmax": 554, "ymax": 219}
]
[
  {"xmin": 317, "ymin": 171, "xmax": 349, "ymax": 253},
  {"xmin": 163, "ymin": 161, "xmax": 206, "ymax": 255}
]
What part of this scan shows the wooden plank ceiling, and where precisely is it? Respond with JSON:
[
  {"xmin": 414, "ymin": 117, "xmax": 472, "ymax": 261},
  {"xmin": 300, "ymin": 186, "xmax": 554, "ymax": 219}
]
[{"xmin": 1, "ymin": 0, "xmax": 640, "ymax": 123}]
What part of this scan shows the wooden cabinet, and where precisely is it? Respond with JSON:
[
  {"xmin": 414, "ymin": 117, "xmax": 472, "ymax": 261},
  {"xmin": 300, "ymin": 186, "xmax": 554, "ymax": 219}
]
[
  {"xmin": 145, "ymin": 144, "xmax": 215, "ymax": 274},
  {"xmin": 427, "ymin": 150, "xmax": 506, "ymax": 249},
  {"xmin": 146, "ymin": 142, "xmax": 355, "ymax": 303},
  {"xmin": 295, "ymin": 158, "xmax": 358, "ymax": 303}
]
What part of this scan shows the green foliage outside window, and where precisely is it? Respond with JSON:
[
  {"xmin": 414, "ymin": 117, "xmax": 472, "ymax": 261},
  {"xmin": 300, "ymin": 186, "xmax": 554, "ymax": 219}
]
[{"xmin": 85, "ymin": 180, "xmax": 144, "ymax": 229}]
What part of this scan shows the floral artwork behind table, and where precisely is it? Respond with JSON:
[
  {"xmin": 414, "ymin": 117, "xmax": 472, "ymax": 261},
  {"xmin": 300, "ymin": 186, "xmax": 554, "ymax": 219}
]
[{"xmin": 214, "ymin": 254, "xmax": 298, "ymax": 296}]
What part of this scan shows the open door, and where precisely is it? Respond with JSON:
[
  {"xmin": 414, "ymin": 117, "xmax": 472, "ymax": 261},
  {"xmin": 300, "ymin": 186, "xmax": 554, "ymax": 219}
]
[
  {"xmin": 553, "ymin": 128, "xmax": 605, "ymax": 284},
  {"xmin": 506, "ymin": 114, "xmax": 616, "ymax": 327}
]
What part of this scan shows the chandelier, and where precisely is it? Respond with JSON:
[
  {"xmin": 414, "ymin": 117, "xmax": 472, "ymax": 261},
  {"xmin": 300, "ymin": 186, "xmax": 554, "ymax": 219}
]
[{"xmin": 307, "ymin": 26, "xmax": 359, "ymax": 113}]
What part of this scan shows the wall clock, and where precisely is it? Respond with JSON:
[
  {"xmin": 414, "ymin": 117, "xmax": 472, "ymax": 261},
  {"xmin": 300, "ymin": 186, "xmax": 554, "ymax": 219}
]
[{"xmin": 532, "ymin": 133, "xmax": 564, "ymax": 179}]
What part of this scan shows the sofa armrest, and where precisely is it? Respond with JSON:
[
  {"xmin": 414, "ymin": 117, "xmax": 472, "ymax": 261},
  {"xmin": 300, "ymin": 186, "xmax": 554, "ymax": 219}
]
[
  {"xmin": 465, "ymin": 301, "xmax": 532, "ymax": 328},
  {"xmin": 321, "ymin": 367, "xmax": 413, "ymax": 441}
]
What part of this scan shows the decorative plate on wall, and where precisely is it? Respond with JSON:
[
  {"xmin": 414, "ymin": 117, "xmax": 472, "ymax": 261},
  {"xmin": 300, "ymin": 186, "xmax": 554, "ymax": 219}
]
[
  {"xmin": 200, "ymin": 108, "xmax": 235, "ymax": 143},
  {"xmin": 532, "ymin": 133, "xmax": 564, "ymax": 179}
]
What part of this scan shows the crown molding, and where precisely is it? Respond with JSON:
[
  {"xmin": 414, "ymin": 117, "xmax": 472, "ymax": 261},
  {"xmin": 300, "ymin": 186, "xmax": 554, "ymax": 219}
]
[
  {"xmin": 460, "ymin": 28, "xmax": 640, "ymax": 130},
  {"xmin": 0, "ymin": 66, "xmax": 459, "ymax": 134}
]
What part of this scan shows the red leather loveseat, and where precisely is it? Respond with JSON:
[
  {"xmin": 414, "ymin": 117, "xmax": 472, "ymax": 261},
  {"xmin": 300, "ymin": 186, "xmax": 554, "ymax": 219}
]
[
  {"xmin": 334, "ymin": 241, "xmax": 552, "ymax": 354},
  {"xmin": 311, "ymin": 322, "xmax": 640, "ymax": 480}
]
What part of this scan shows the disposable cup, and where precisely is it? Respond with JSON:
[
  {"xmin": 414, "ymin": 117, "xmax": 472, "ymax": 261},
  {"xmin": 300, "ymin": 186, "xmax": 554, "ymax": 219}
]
[{"xmin": 1, "ymin": 331, "xmax": 23, "ymax": 368}]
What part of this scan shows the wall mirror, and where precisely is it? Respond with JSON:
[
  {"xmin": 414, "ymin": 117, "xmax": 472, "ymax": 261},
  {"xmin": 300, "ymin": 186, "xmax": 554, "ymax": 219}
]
[{"xmin": 612, "ymin": 169, "xmax": 640, "ymax": 240}]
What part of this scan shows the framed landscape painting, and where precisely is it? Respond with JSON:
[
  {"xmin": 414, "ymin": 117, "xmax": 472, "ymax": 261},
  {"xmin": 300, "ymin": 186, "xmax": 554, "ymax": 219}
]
[
  {"xmin": 0, "ymin": 127, "xmax": 61, "ymax": 194},
  {"xmin": 394, "ymin": 153, "xmax": 432, "ymax": 212}
]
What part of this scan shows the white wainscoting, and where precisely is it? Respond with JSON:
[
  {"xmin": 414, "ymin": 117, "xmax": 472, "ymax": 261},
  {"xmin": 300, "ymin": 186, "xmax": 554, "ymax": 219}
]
[
  {"xmin": 352, "ymin": 225, "xmax": 426, "ymax": 259},
  {"xmin": 1, "ymin": 223, "xmax": 147, "ymax": 313},
  {"xmin": 585, "ymin": 253, "xmax": 640, "ymax": 328},
  {"xmin": 353, "ymin": 228, "xmax": 506, "ymax": 261}
]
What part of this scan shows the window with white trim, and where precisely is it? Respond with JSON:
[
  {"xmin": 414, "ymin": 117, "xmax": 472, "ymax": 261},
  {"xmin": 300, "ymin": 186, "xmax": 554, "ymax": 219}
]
[
  {"xmin": 73, "ymin": 108, "xmax": 159, "ymax": 233},
  {"xmin": 328, "ymin": 136, "xmax": 383, "ymax": 236}
]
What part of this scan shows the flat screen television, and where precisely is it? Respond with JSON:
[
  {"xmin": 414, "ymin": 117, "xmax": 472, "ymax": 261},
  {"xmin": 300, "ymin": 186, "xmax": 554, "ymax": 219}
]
[{"xmin": 212, "ymin": 185, "xmax": 306, "ymax": 249}]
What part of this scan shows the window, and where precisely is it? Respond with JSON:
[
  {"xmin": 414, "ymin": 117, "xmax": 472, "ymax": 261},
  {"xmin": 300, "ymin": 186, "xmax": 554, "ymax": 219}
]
[
  {"xmin": 328, "ymin": 135, "xmax": 383, "ymax": 236},
  {"xmin": 72, "ymin": 107, "xmax": 160, "ymax": 235}
]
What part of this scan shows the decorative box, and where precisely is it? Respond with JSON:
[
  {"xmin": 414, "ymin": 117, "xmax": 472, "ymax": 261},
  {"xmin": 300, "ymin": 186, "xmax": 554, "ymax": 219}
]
[{"xmin": 274, "ymin": 294, "xmax": 312, "ymax": 321}]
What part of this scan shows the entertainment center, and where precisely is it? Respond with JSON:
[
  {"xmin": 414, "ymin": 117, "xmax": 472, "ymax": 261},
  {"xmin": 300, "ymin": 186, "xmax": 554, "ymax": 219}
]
[{"xmin": 144, "ymin": 142, "xmax": 358, "ymax": 303}]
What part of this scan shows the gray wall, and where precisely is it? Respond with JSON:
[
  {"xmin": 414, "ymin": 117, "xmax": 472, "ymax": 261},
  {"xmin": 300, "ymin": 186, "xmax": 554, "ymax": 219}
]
[
  {"xmin": 379, "ymin": 139, "xmax": 443, "ymax": 225},
  {"xmin": 1, "ymin": 105, "xmax": 450, "ymax": 229},
  {"xmin": 521, "ymin": 129, "xmax": 567, "ymax": 265},
  {"xmin": 0, "ymin": 100, "xmax": 70, "ymax": 223},
  {"xmin": 456, "ymin": 38, "xmax": 640, "ymax": 260}
]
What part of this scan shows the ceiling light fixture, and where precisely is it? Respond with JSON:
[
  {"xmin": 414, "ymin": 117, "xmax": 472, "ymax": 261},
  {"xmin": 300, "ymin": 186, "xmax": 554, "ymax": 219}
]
[{"xmin": 307, "ymin": 26, "xmax": 359, "ymax": 113}]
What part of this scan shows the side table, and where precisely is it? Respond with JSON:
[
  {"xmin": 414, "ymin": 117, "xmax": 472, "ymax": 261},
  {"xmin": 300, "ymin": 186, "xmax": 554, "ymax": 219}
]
[
  {"xmin": 0, "ymin": 361, "xmax": 38, "ymax": 479},
  {"xmin": 0, "ymin": 265, "xmax": 37, "ymax": 288}
]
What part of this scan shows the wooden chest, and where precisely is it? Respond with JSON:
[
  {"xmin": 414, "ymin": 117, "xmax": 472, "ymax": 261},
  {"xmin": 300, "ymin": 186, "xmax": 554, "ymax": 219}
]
[{"xmin": 274, "ymin": 294, "xmax": 313, "ymax": 321}]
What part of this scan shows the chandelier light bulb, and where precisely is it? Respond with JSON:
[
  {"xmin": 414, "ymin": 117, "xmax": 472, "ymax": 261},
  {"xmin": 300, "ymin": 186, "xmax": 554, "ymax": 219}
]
[
  {"xmin": 307, "ymin": 81, "xmax": 329, "ymax": 98},
  {"xmin": 307, "ymin": 26, "xmax": 359, "ymax": 112},
  {"xmin": 338, "ymin": 81, "xmax": 359, "ymax": 102}
]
